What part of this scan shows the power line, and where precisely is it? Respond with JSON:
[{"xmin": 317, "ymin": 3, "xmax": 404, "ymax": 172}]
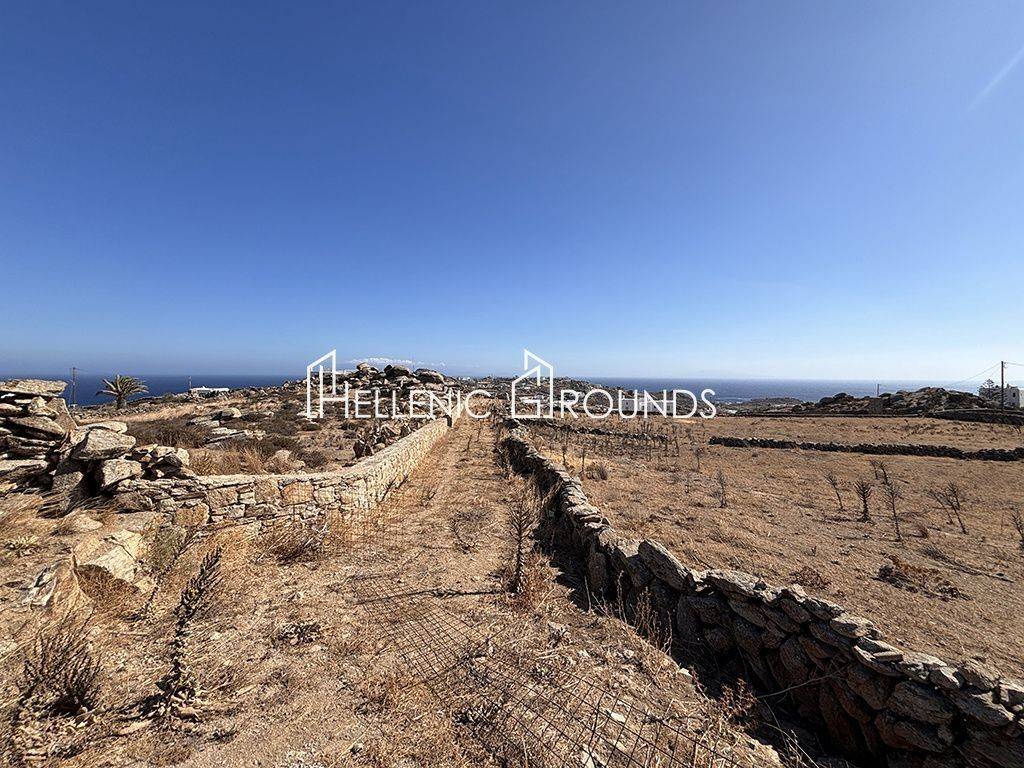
[{"xmin": 947, "ymin": 363, "xmax": 1000, "ymax": 389}]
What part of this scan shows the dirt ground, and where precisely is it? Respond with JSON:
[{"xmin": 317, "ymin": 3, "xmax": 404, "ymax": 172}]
[
  {"xmin": 529, "ymin": 414, "xmax": 1024, "ymax": 679},
  {"xmin": 0, "ymin": 415, "xmax": 778, "ymax": 768}
]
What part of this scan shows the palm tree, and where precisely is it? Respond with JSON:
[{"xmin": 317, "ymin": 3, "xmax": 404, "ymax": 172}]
[{"xmin": 97, "ymin": 375, "xmax": 148, "ymax": 410}]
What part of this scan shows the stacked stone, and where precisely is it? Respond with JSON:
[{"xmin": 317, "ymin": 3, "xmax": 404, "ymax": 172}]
[
  {"xmin": 116, "ymin": 410, "xmax": 455, "ymax": 529},
  {"xmin": 501, "ymin": 421, "xmax": 1024, "ymax": 768},
  {"xmin": 710, "ymin": 436, "xmax": 1024, "ymax": 462},
  {"xmin": 342, "ymin": 363, "xmax": 454, "ymax": 398},
  {"xmin": 52, "ymin": 421, "xmax": 194, "ymax": 505},
  {"xmin": 188, "ymin": 407, "xmax": 265, "ymax": 445},
  {"xmin": 0, "ymin": 379, "xmax": 75, "ymax": 489}
]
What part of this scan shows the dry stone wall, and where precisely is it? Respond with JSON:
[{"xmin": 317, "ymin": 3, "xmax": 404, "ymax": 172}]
[
  {"xmin": 118, "ymin": 412, "xmax": 456, "ymax": 530},
  {"xmin": 710, "ymin": 436, "xmax": 1024, "ymax": 462},
  {"xmin": 501, "ymin": 421, "xmax": 1024, "ymax": 768}
]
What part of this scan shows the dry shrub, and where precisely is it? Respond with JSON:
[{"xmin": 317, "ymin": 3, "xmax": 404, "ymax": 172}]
[
  {"xmin": 19, "ymin": 616, "xmax": 103, "ymax": 717},
  {"xmin": 504, "ymin": 480, "xmax": 550, "ymax": 599},
  {"xmin": 7, "ymin": 618, "xmax": 103, "ymax": 766},
  {"xmin": 238, "ymin": 444, "xmax": 268, "ymax": 474},
  {"xmin": 450, "ymin": 507, "xmax": 488, "ymax": 553},
  {"xmin": 877, "ymin": 555, "xmax": 967, "ymax": 601},
  {"xmin": 296, "ymin": 448, "xmax": 331, "ymax": 469},
  {"xmin": 272, "ymin": 620, "xmax": 322, "ymax": 648},
  {"xmin": 687, "ymin": 680, "xmax": 758, "ymax": 768},
  {"xmin": 1013, "ymin": 511, "xmax": 1024, "ymax": 551},
  {"xmin": 188, "ymin": 449, "xmax": 240, "ymax": 476},
  {"xmin": 633, "ymin": 589, "xmax": 673, "ymax": 653},
  {"xmin": 259, "ymin": 520, "xmax": 326, "ymax": 563},
  {"xmin": 0, "ymin": 494, "xmax": 40, "ymax": 537},
  {"xmin": 789, "ymin": 565, "xmax": 831, "ymax": 591},
  {"xmin": 507, "ymin": 551, "xmax": 548, "ymax": 614},
  {"xmin": 75, "ymin": 567, "xmax": 140, "ymax": 616},
  {"xmin": 127, "ymin": 421, "xmax": 204, "ymax": 448},
  {"xmin": 712, "ymin": 469, "xmax": 728, "ymax": 508},
  {"xmin": 586, "ymin": 462, "xmax": 610, "ymax": 481}
]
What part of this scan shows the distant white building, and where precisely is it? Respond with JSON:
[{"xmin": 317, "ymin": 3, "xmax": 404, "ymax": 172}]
[
  {"xmin": 189, "ymin": 386, "xmax": 229, "ymax": 398},
  {"xmin": 1005, "ymin": 386, "xmax": 1021, "ymax": 409}
]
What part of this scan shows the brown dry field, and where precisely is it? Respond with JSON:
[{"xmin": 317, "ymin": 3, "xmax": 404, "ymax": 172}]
[
  {"xmin": 0, "ymin": 416, "xmax": 775, "ymax": 767},
  {"xmin": 531, "ymin": 414, "xmax": 1024, "ymax": 679}
]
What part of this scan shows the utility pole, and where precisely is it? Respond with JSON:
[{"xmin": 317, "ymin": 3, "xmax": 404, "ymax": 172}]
[
  {"xmin": 1001, "ymin": 361, "xmax": 1006, "ymax": 410},
  {"xmin": 70, "ymin": 367, "xmax": 77, "ymax": 408},
  {"xmin": 876, "ymin": 383, "xmax": 881, "ymax": 397}
]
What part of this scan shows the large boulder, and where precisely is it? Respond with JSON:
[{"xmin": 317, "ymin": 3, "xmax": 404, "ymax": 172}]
[
  {"xmin": 8, "ymin": 416, "xmax": 67, "ymax": 439},
  {"xmin": 73, "ymin": 530, "xmax": 151, "ymax": 590},
  {"xmin": 80, "ymin": 420, "xmax": 128, "ymax": 434},
  {"xmin": 414, "ymin": 369, "xmax": 445, "ymax": 384},
  {"xmin": 22, "ymin": 559, "xmax": 89, "ymax": 611},
  {"xmin": 72, "ymin": 428, "xmax": 136, "ymax": 461},
  {"xmin": 384, "ymin": 364, "xmax": 413, "ymax": 379},
  {"xmin": 0, "ymin": 459, "xmax": 49, "ymax": 483},
  {"xmin": 95, "ymin": 458, "xmax": 144, "ymax": 489},
  {"xmin": 0, "ymin": 379, "xmax": 66, "ymax": 398}
]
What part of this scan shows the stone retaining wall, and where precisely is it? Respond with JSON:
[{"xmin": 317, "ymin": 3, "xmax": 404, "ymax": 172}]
[
  {"xmin": 934, "ymin": 410, "xmax": 1024, "ymax": 428},
  {"xmin": 710, "ymin": 435, "xmax": 1024, "ymax": 462},
  {"xmin": 118, "ymin": 412, "xmax": 457, "ymax": 530},
  {"xmin": 501, "ymin": 421, "xmax": 1024, "ymax": 768}
]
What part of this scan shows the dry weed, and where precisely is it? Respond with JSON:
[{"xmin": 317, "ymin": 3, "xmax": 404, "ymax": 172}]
[
  {"xmin": 258, "ymin": 520, "xmax": 327, "ymax": 563},
  {"xmin": 877, "ymin": 555, "xmax": 967, "ymax": 601},
  {"xmin": 145, "ymin": 546, "xmax": 223, "ymax": 720}
]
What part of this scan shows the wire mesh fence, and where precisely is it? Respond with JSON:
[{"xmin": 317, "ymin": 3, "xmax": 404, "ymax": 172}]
[{"xmin": 354, "ymin": 571, "xmax": 758, "ymax": 768}]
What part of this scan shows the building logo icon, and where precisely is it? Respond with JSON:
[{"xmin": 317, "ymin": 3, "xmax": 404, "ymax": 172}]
[
  {"xmin": 510, "ymin": 349, "xmax": 554, "ymax": 419},
  {"xmin": 305, "ymin": 349, "xmax": 343, "ymax": 418}
]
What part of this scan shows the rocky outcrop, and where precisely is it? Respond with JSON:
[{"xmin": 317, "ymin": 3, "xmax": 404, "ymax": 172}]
[
  {"xmin": 501, "ymin": 421, "xmax": 1024, "ymax": 768},
  {"xmin": 710, "ymin": 436, "xmax": 1024, "ymax": 462},
  {"xmin": 0, "ymin": 379, "xmax": 74, "ymax": 489},
  {"xmin": 792, "ymin": 388, "xmax": 992, "ymax": 416}
]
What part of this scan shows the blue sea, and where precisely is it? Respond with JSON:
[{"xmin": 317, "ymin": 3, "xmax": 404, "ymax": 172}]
[
  {"xmin": 0, "ymin": 373, "xmax": 293, "ymax": 407},
  {"xmin": 1, "ymin": 371, "xmax": 968, "ymax": 409},
  {"xmin": 589, "ymin": 377, "xmax": 966, "ymax": 405}
]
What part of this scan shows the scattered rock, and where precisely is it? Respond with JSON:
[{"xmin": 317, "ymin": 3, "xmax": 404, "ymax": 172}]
[
  {"xmin": 72, "ymin": 428, "xmax": 137, "ymax": 461},
  {"xmin": 0, "ymin": 379, "xmax": 67, "ymax": 397},
  {"xmin": 95, "ymin": 458, "xmax": 144, "ymax": 489}
]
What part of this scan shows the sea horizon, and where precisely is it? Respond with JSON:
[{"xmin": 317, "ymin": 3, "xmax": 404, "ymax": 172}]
[{"xmin": 0, "ymin": 371, "xmax": 972, "ymax": 408}]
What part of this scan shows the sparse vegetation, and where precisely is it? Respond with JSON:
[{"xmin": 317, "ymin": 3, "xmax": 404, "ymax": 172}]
[
  {"xmin": 823, "ymin": 471, "xmax": 844, "ymax": 513},
  {"xmin": 928, "ymin": 481, "xmax": 968, "ymax": 534},
  {"xmin": 146, "ymin": 546, "xmax": 223, "ymax": 720},
  {"xmin": 712, "ymin": 469, "xmax": 728, "ymax": 508},
  {"xmin": 880, "ymin": 474, "xmax": 904, "ymax": 542},
  {"xmin": 96, "ymin": 374, "xmax": 148, "ymax": 410},
  {"xmin": 853, "ymin": 479, "xmax": 873, "ymax": 522}
]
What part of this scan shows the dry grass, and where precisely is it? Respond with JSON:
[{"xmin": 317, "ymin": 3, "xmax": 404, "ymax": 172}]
[
  {"xmin": 534, "ymin": 414, "xmax": 1024, "ymax": 675},
  {"xmin": 258, "ymin": 520, "xmax": 327, "ymax": 563}
]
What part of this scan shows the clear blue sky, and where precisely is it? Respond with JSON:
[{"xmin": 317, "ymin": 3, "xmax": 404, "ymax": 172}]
[{"xmin": 1, "ymin": 2, "xmax": 1022, "ymax": 380}]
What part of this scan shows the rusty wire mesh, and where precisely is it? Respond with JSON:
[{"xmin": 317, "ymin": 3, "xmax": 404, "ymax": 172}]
[{"xmin": 354, "ymin": 571, "xmax": 758, "ymax": 768}]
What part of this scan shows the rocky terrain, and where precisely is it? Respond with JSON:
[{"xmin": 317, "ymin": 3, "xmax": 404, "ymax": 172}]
[
  {"xmin": 791, "ymin": 387, "xmax": 993, "ymax": 416},
  {"xmin": 2, "ymin": 372, "xmax": 1023, "ymax": 768}
]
